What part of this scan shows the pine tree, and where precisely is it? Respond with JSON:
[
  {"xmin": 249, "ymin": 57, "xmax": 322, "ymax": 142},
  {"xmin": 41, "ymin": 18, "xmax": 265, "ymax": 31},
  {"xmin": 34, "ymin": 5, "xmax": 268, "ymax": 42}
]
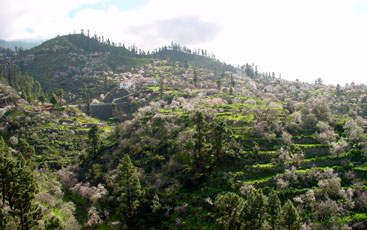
[
  {"xmin": 38, "ymin": 95, "xmax": 46, "ymax": 104},
  {"xmin": 50, "ymin": 93, "xmax": 58, "ymax": 106},
  {"xmin": 268, "ymin": 191, "xmax": 282, "ymax": 230},
  {"xmin": 0, "ymin": 137, "xmax": 12, "ymax": 205},
  {"xmin": 7, "ymin": 155, "xmax": 42, "ymax": 230},
  {"xmin": 114, "ymin": 154, "xmax": 143, "ymax": 226},
  {"xmin": 282, "ymin": 200, "xmax": 301, "ymax": 230},
  {"xmin": 88, "ymin": 125, "xmax": 100, "ymax": 158},
  {"xmin": 211, "ymin": 119, "xmax": 232, "ymax": 166},
  {"xmin": 242, "ymin": 188, "xmax": 267, "ymax": 230},
  {"xmin": 214, "ymin": 192, "xmax": 244, "ymax": 230},
  {"xmin": 193, "ymin": 111, "xmax": 207, "ymax": 168}
]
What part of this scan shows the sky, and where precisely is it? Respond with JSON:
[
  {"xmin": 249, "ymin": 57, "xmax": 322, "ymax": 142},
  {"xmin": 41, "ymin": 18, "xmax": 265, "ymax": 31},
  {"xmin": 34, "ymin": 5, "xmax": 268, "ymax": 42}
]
[{"xmin": 0, "ymin": 0, "xmax": 367, "ymax": 85}]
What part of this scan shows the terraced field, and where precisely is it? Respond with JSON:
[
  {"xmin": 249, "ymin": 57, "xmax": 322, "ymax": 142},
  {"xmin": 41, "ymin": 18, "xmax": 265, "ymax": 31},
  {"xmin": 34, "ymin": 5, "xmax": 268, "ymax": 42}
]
[{"xmin": 0, "ymin": 104, "xmax": 111, "ymax": 167}]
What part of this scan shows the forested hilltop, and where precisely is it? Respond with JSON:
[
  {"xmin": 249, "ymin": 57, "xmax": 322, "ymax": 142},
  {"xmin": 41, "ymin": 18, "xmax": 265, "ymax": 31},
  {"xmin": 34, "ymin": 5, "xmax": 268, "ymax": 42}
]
[
  {"xmin": 0, "ymin": 33, "xmax": 232, "ymax": 104},
  {"xmin": 1, "ymin": 33, "xmax": 367, "ymax": 230}
]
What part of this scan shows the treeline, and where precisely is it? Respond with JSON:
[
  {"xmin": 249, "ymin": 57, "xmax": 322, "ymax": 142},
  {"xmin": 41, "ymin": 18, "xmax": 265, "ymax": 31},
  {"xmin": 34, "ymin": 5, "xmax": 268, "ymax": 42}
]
[
  {"xmin": 0, "ymin": 62, "xmax": 43, "ymax": 102},
  {"xmin": 67, "ymin": 31, "xmax": 235, "ymax": 72},
  {"xmin": 215, "ymin": 189, "xmax": 301, "ymax": 230},
  {"xmin": 152, "ymin": 42, "xmax": 214, "ymax": 59},
  {"xmin": 65, "ymin": 31, "xmax": 150, "ymax": 56},
  {"xmin": 152, "ymin": 43, "xmax": 235, "ymax": 72},
  {"xmin": 66, "ymin": 33, "xmax": 135, "ymax": 55}
]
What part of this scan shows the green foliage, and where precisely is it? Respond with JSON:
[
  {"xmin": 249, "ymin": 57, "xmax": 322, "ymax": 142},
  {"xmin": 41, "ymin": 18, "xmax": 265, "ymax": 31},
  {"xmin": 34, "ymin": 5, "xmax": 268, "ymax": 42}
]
[
  {"xmin": 45, "ymin": 216, "xmax": 65, "ymax": 230},
  {"xmin": 50, "ymin": 93, "xmax": 58, "ymax": 105},
  {"xmin": 151, "ymin": 193, "xmax": 162, "ymax": 214},
  {"xmin": 241, "ymin": 188, "xmax": 268, "ymax": 230},
  {"xmin": 282, "ymin": 200, "xmax": 301, "ymax": 230},
  {"xmin": 210, "ymin": 118, "xmax": 234, "ymax": 166},
  {"xmin": 16, "ymin": 138, "xmax": 35, "ymax": 159},
  {"xmin": 0, "ymin": 153, "xmax": 43, "ymax": 230},
  {"xmin": 214, "ymin": 192, "xmax": 244, "ymax": 230},
  {"xmin": 268, "ymin": 191, "xmax": 282, "ymax": 230},
  {"xmin": 38, "ymin": 94, "xmax": 46, "ymax": 103},
  {"xmin": 0, "ymin": 136, "xmax": 9, "ymax": 154},
  {"xmin": 0, "ymin": 63, "xmax": 43, "ymax": 101},
  {"xmin": 114, "ymin": 154, "xmax": 144, "ymax": 226},
  {"xmin": 88, "ymin": 124, "xmax": 101, "ymax": 157}
]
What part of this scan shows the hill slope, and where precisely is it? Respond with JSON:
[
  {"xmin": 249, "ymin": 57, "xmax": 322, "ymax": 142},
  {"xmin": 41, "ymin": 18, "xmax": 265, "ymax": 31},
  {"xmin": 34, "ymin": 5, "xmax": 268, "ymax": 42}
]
[
  {"xmin": 0, "ymin": 34, "xmax": 234, "ymax": 104},
  {"xmin": 2, "ymin": 33, "xmax": 367, "ymax": 229}
]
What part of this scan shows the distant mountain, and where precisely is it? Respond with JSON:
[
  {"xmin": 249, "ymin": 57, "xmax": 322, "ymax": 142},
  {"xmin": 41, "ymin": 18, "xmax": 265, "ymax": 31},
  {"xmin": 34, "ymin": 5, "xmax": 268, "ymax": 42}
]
[
  {"xmin": 0, "ymin": 34, "xmax": 236, "ymax": 103},
  {"xmin": 2, "ymin": 34, "xmax": 152, "ymax": 102},
  {"xmin": 0, "ymin": 39, "xmax": 42, "ymax": 51}
]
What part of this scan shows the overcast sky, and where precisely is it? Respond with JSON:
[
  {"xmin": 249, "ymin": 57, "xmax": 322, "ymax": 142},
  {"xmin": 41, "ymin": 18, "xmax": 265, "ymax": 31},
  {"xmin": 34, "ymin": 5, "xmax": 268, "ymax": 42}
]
[{"xmin": 1, "ymin": 0, "xmax": 367, "ymax": 85}]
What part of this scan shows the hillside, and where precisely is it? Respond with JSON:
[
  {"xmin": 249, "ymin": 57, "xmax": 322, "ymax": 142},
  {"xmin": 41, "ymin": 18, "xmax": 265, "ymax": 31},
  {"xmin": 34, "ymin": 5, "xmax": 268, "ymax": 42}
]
[
  {"xmin": 72, "ymin": 67, "xmax": 367, "ymax": 229},
  {"xmin": 0, "ymin": 34, "xmax": 233, "ymax": 104},
  {"xmin": 1, "ymin": 34, "xmax": 367, "ymax": 230}
]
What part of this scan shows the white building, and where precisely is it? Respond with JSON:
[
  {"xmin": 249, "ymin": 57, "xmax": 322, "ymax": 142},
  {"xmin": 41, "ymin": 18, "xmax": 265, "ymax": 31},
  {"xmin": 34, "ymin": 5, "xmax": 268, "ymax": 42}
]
[
  {"xmin": 120, "ymin": 80, "xmax": 132, "ymax": 89},
  {"xmin": 265, "ymin": 86, "xmax": 275, "ymax": 93}
]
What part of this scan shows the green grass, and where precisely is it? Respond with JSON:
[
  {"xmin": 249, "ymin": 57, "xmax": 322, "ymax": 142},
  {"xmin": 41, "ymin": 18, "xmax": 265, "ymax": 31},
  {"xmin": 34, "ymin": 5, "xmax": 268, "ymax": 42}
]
[
  {"xmin": 339, "ymin": 213, "xmax": 367, "ymax": 224},
  {"xmin": 295, "ymin": 143, "xmax": 331, "ymax": 148},
  {"xmin": 75, "ymin": 116, "xmax": 99, "ymax": 124},
  {"xmin": 148, "ymin": 86, "xmax": 160, "ymax": 91},
  {"xmin": 39, "ymin": 122, "xmax": 56, "ymax": 128},
  {"xmin": 242, "ymin": 175, "xmax": 274, "ymax": 185},
  {"xmin": 354, "ymin": 166, "xmax": 367, "ymax": 171},
  {"xmin": 159, "ymin": 108, "xmax": 183, "ymax": 115},
  {"xmin": 284, "ymin": 152, "xmax": 351, "ymax": 165},
  {"xmin": 251, "ymin": 163, "xmax": 275, "ymax": 169}
]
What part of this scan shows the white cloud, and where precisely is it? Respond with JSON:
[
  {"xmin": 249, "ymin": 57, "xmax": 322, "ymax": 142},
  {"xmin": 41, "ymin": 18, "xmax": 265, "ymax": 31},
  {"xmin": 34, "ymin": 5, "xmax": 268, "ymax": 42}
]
[
  {"xmin": 0, "ymin": 0, "xmax": 367, "ymax": 85},
  {"xmin": 0, "ymin": 0, "xmax": 103, "ymax": 39}
]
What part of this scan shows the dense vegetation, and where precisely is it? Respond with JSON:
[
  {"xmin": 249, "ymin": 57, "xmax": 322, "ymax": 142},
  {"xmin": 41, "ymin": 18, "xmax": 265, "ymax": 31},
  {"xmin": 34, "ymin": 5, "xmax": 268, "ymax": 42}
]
[{"xmin": 1, "ymin": 34, "xmax": 367, "ymax": 230}]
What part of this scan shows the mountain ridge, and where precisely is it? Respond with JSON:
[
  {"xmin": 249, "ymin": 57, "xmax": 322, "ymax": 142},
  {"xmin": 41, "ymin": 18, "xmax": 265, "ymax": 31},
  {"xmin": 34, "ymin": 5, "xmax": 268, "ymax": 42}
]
[{"xmin": 0, "ymin": 33, "xmax": 237, "ymax": 103}]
